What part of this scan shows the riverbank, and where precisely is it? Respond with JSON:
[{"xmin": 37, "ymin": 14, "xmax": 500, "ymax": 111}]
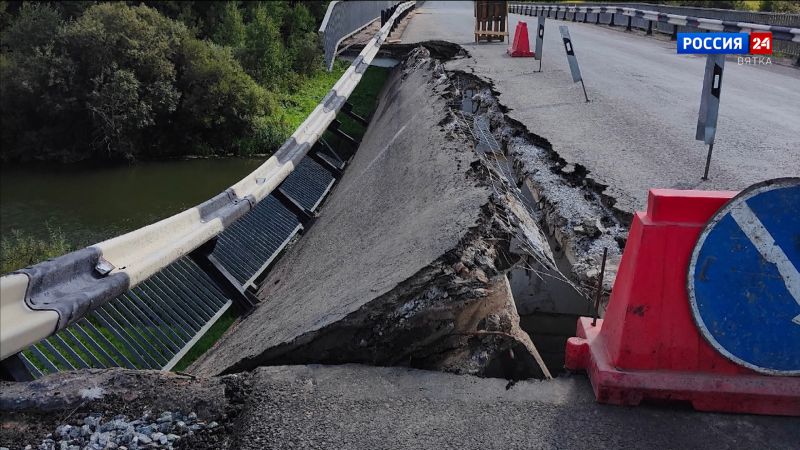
[{"xmin": 1, "ymin": 65, "xmax": 389, "ymax": 261}]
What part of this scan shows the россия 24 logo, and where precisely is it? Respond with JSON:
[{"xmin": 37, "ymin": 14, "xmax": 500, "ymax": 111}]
[{"xmin": 677, "ymin": 32, "xmax": 772, "ymax": 55}]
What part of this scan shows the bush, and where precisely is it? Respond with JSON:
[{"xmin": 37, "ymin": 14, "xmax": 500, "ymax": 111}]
[
  {"xmin": 760, "ymin": 1, "xmax": 800, "ymax": 12},
  {"xmin": 173, "ymin": 38, "xmax": 273, "ymax": 156},
  {"xmin": 1, "ymin": 227, "xmax": 72, "ymax": 274},
  {"xmin": 238, "ymin": 4, "xmax": 285, "ymax": 88},
  {"xmin": 0, "ymin": 1, "xmax": 337, "ymax": 164}
]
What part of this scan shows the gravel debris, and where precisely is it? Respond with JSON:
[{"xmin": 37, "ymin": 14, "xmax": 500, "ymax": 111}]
[{"xmin": 25, "ymin": 410, "xmax": 219, "ymax": 450}]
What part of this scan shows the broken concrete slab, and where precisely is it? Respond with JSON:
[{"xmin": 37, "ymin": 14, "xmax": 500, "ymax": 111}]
[{"xmin": 190, "ymin": 48, "xmax": 550, "ymax": 380}]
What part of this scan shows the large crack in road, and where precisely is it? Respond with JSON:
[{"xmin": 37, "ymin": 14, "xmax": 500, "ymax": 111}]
[{"xmin": 189, "ymin": 46, "xmax": 557, "ymax": 380}]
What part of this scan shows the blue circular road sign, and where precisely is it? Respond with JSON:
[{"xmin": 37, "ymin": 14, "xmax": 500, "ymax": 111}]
[{"xmin": 688, "ymin": 177, "xmax": 800, "ymax": 376}]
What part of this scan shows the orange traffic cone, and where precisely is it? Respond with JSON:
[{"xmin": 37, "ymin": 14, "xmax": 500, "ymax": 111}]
[{"xmin": 508, "ymin": 22, "xmax": 535, "ymax": 57}]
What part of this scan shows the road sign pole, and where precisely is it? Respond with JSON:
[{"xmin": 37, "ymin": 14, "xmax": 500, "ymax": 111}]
[
  {"xmin": 535, "ymin": 16, "xmax": 545, "ymax": 72},
  {"xmin": 559, "ymin": 26, "xmax": 589, "ymax": 102},
  {"xmin": 701, "ymin": 141, "xmax": 714, "ymax": 180},
  {"xmin": 696, "ymin": 54, "xmax": 725, "ymax": 180},
  {"xmin": 592, "ymin": 247, "xmax": 608, "ymax": 326},
  {"xmin": 580, "ymin": 79, "xmax": 589, "ymax": 103}
]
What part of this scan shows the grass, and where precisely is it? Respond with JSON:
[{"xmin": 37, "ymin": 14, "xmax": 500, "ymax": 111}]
[
  {"xmin": 22, "ymin": 305, "xmax": 239, "ymax": 374},
  {"xmin": 736, "ymin": 0, "xmax": 763, "ymax": 11},
  {"xmin": 278, "ymin": 61, "xmax": 349, "ymax": 131},
  {"xmin": 171, "ymin": 308, "xmax": 238, "ymax": 371},
  {"xmin": 275, "ymin": 62, "xmax": 390, "ymax": 142},
  {"xmin": 338, "ymin": 65, "xmax": 391, "ymax": 140},
  {"xmin": 1, "ymin": 227, "xmax": 72, "ymax": 274}
]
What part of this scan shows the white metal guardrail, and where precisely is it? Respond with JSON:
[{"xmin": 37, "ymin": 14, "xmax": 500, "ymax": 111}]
[
  {"xmin": 319, "ymin": 0, "xmax": 401, "ymax": 71},
  {"xmin": 0, "ymin": 1, "xmax": 416, "ymax": 363},
  {"xmin": 509, "ymin": 3, "xmax": 800, "ymax": 61}
]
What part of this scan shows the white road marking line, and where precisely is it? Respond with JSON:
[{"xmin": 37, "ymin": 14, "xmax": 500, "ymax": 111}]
[{"xmin": 730, "ymin": 202, "xmax": 800, "ymax": 326}]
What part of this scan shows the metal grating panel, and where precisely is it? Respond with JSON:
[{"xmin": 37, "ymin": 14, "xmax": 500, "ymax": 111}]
[
  {"xmin": 13, "ymin": 122, "xmax": 351, "ymax": 380},
  {"xmin": 279, "ymin": 157, "xmax": 337, "ymax": 212},
  {"xmin": 21, "ymin": 257, "xmax": 233, "ymax": 377},
  {"xmin": 319, "ymin": 148, "xmax": 345, "ymax": 170},
  {"xmin": 212, "ymin": 196, "xmax": 303, "ymax": 287}
]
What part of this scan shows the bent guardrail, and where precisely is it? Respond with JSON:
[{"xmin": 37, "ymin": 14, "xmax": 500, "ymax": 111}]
[
  {"xmin": 0, "ymin": 1, "xmax": 416, "ymax": 365},
  {"xmin": 509, "ymin": 3, "xmax": 800, "ymax": 61},
  {"xmin": 319, "ymin": 0, "xmax": 401, "ymax": 71}
]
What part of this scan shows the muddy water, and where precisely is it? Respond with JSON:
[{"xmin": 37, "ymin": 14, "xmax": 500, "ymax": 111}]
[{"xmin": 0, "ymin": 158, "xmax": 264, "ymax": 247}]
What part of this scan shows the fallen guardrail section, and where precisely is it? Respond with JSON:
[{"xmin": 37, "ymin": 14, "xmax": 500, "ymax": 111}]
[
  {"xmin": 0, "ymin": 1, "xmax": 415, "ymax": 380},
  {"xmin": 510, "ymin": 2, "xmax": 800, "ymax": 62}
]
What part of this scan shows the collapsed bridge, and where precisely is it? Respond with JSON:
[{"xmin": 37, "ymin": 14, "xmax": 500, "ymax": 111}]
[{"xmin": 2, "ymin": 2, "xmax": 799, "ymax": 449}]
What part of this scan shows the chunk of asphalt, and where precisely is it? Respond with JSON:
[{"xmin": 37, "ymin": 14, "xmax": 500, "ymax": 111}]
[{"xmin": 189, "ymin": 47, "xmax": 550, "ymax": 380}]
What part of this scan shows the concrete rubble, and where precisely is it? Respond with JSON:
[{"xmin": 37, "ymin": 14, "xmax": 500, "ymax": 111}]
[
  {"xmin": 452, "ymin": 74, "xmax": 626, "ymax": 290},
  {"xmin": 0, "ymin": 369, "xmax": 242, "ymax": 449}
]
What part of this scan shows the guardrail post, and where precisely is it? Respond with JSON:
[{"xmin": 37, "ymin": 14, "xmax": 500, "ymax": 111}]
[
  {"xmin": 595, "ymin": 12, "xmax": 600, "ymax": 24},
  {"xmin": 626, "ymin": 15, "xmax": 632, "ymax": 31},
  {"xmin": 274, "ymin": 188, "xmax": 317, "ymax": 228},
  {"xmin": 309, "ymin": 145, "xmax": 344, "ymax": 178},
  {"xmin": 671, "ymin": 24, "xmax": 678, "ymax": 41},
  {"xmin": 190, "ymin": 239, "xmax": 258, "ymax": 312},
  {"xmin": 1, "ymin": 354, "xmax": 35, "ymax": 381},
  {"xmin": 583, "ymin": 11, "xmax": 588, "ymax": 23},
  {"xmin": 609, "ymin": 12, "xmax": 616, "ymax": 27},
  {"xmin": 342, "ymin": 102, "xmax": 370, "ymax": 127},
  {"xmin": 572, "ymin": 9, "xmax": 577, "ymax": 22},
  {"xmin": 646, "ymin": 20, "xmax": 653, "ymax": 35},
  {"xmin": 329, "ymin": 119, "xmax": 361, "ymax": 149},
  {"xmin": 318, "ymin": 137, "xmax": 346, "ymax": 168}
]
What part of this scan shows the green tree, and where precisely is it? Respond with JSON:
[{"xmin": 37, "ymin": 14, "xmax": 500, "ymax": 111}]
[
  {"xmin": 213, "ymin": 1, "xmax": 246, "ymax": 49},
  {"xmin": 285, "ymin": 4, "xmax": 321, "ymax": 76},
  {"xmin": 239, "ymin": 4, "xmax": 286, "ymax": 88},
  {"xmin": 761, "ymin": 1, "xmax": 800, "ymax": 12},
  {"xmin": 0, "ymin": 2, "xmax": 62, "ymax": 55},
  {"xmin": 59, "ymin": 3, "xmax": 184, "ymax": 160},
  {"xmin": 0, "ymin": 2, "xmax": 69, "ymax": 161},
  {"xmin": 173, "ymin": 38, "xmax": 272, "ymax": 155},
  {"xmin": 0, "ymin": 0, "xmax": 334, "ymax": 164}
]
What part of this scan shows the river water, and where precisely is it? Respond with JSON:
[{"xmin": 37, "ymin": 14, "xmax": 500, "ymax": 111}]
[{"xmin": 1, "ymin": 158, "xmax": 264, "ymax": 247}]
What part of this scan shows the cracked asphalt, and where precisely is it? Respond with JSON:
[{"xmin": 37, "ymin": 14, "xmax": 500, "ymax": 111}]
[{"xmin": 401, "ymin": 1, "xmax": 800, "ymax": 213}]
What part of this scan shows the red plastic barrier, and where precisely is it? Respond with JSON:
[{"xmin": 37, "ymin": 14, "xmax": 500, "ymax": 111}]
[
  {"xmin": 508, "ymin": 22, "xmax": 535, "ymax": 57},
  {"xmin": 565, "ymin": 189, "xmax": 800, "ymax": 416}
]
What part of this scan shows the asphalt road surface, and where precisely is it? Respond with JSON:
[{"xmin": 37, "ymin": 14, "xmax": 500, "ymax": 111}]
[
  {"xmin": 232, "ymin": 365, "xmax": 800, "ymax": 450},
  {"xmin": 402, "ymin": 1, "xmax": 800, "ymax": 212},
  {"xmin": 190, "ymin": 50, "xmax": 491, "ymax": 376}
]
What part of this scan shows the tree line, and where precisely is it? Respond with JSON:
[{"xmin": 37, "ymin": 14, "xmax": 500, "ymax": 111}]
[{"xmin": 0, "ymin": 1, "xmax": 330, "ymax": 163}]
